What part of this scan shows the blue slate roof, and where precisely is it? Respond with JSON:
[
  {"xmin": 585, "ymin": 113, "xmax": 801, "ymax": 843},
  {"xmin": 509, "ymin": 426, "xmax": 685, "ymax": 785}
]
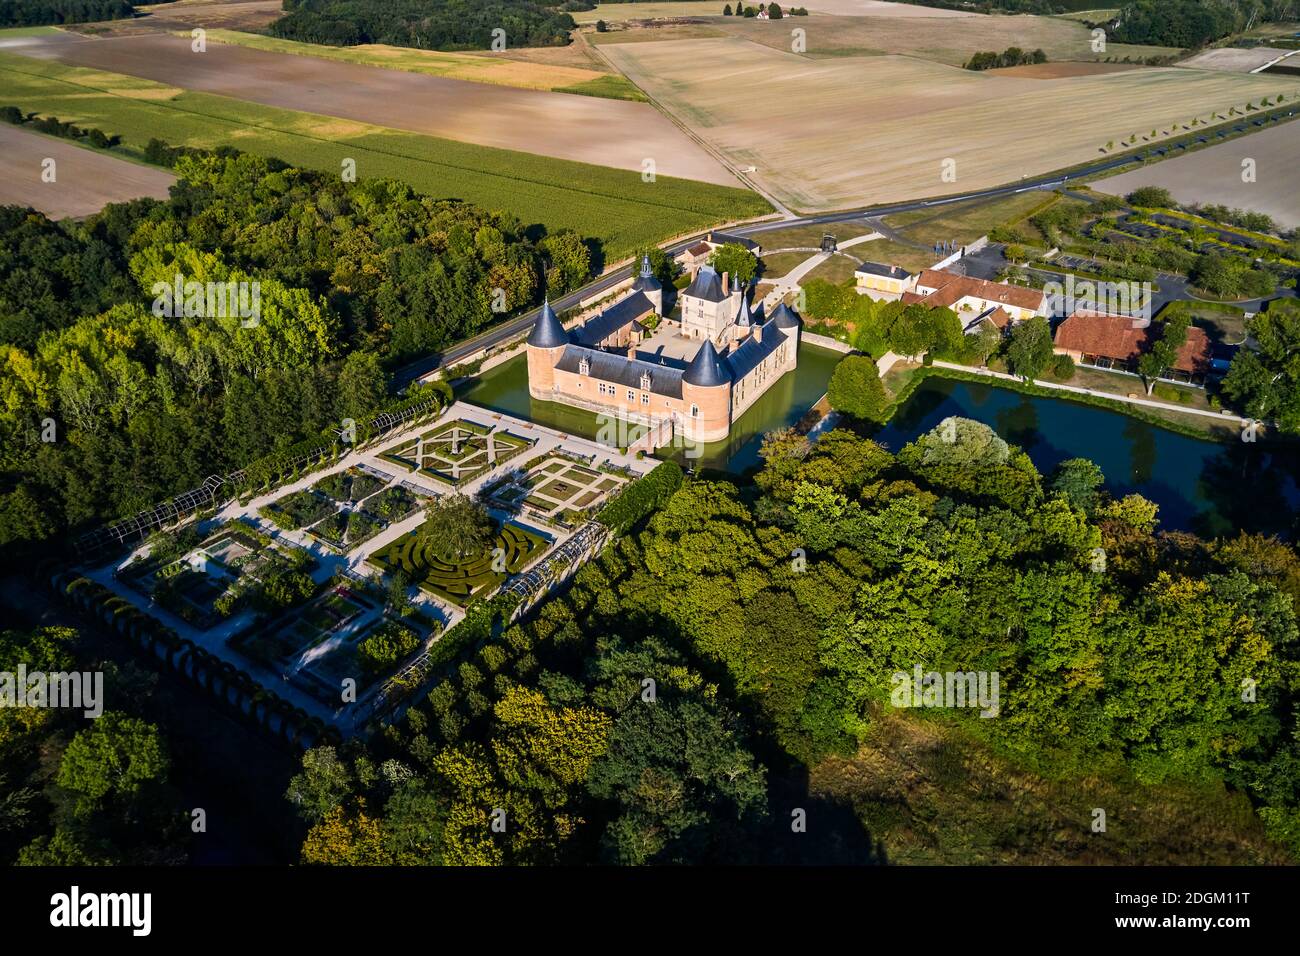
[
  {"xmin": 554, "ymin": 345, "xmax": 684, "ymax": 400},
  {"xmin": 527, "ymin": 299, "xmax": 569, "ymax": 348},
  {"xmin": 574, "ymin": 291, "xmax": 654, "ymax": 346},
  {"xmin": 632, "ymin": 255, "xmax": 662, "ymax": 293},
  {"xmin": 771, "ymin": 301, "xmax": 801, "ymax": 328},
  {"xmin": 683, "ymin": 338, "xmax": 729, "ymax": 387},
  {"xmin": 726, "ymin": 322, "xmax": 789, "ymax": 382},
  {"xmin": 683, "ymin": 264, "xmax": 727, "ymax": 303}
]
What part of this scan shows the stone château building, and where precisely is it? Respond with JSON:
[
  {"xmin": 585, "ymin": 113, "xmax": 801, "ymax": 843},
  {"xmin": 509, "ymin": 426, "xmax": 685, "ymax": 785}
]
[{"xmin": 526, "ymin": 258, "xmax": 801, "ymax": 443}]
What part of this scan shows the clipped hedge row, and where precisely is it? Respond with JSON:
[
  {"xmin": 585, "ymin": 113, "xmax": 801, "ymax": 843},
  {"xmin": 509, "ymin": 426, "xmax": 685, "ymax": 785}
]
[
  {"xmin": 595, "ymin": 460, "xmax": 684, "ymax": 535},
  {"xmin": 48, "ymin": 571, "xmax": 340, "ymax": 749}
]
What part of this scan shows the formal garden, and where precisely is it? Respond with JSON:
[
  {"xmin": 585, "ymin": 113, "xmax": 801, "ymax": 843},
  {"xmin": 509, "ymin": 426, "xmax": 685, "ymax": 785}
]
[
  {"xmin": 119, "ymin": 521, "xmax": 317, "ymax": 630},
  {"xmin": 230, "ymin": 583, "xmax": 434, "ymax": 702},
  {"xmin": 312, "ymin": 466, "xmax": 387, "ymax": 504},
  {"xmin": 485, "ymin": 453, "xmax": 628, "ymax": 526},
  {"xmin": 257, "ymin": 489, "xmax": 337, "ymax": 531},
  {"xmin": 377, "ymin": 418, "xmax": 534, "ymax": 486},
  {"xmin": 368, "ymin": 521, "xmax": 550, "ymax": 607}
]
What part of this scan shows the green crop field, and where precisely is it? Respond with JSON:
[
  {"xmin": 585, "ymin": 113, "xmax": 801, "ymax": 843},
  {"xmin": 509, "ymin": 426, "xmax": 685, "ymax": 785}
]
[
  {"xmin": 371, "ymin": 522, "xmax": 549, "ymax": 606},
  {"xmin": 0, "ymin": 53, "xmax": 770, "ymax": 259}
]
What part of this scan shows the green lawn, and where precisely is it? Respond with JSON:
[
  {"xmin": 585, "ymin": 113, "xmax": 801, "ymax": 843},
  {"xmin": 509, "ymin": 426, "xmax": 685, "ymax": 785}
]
[
  {"xmin": 886, "ymin": 191, "xmax": 1059, "ymax": 249},
  {"xmin": 0, "ymin": 53, "xmax": 768, "ymax": 260}
]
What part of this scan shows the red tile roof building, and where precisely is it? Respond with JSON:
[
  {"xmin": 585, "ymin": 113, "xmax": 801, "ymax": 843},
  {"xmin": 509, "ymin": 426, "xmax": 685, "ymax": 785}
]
[{"xmin": 1053, "ymin": 311, "xmax": 1212, "ymax": 381}]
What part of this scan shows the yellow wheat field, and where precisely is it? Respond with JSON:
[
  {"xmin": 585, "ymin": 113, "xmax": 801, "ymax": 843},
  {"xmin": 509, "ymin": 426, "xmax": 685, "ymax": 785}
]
[{"xmin": 604, "ymin": 37, "xmax": 1300, "ymax": 212}]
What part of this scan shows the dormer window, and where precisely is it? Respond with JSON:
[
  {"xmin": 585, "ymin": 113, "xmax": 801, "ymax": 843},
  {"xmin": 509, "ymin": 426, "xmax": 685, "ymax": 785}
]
[
  {"xmin": 640, "ymin": 371, "xmax": 651, "ymax": 391},
  {"xmin": 579, "ymin": 356, "xmax": 590, "ymax": 376}
]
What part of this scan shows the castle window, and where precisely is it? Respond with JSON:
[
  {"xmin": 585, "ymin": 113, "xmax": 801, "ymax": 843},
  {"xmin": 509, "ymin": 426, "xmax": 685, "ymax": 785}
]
[
  {"xmin": 579, "ymin": 356, "xmax": 590, "ymax": 376},
  {"xmin": 627, "ymin": 389, "xmax": 635, "ymax": 401},
  {"xmin": 641, "ymin": 393, "xmax": 649, "ymax": 405},
  {"xmin": 690, "ymin": 404, "xmax": 699, "ymax": 418},
  {"xmin": 640, "ymin": 371, "xmax": 651, "ymax": 391}
]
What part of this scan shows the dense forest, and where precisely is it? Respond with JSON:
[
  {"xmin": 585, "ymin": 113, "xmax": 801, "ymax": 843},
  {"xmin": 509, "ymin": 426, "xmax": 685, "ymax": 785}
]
[
  {"xmin": 0, "ymin": 0, "xmax": 135, "ymax": 27},
  {"xmin": 0, "ymin": 151, "xmax": 593, "ymax": 560},
  {"xmin": 269, "ymin": 0, "xmax": 577, "ymax": 50},
  {"xmin": 286, "ymin": 424, "xmax": 1300, "ymax": 864},
  {"xmin": 0, "ymin": 624, "xmax": 190, "ymax": 865}
]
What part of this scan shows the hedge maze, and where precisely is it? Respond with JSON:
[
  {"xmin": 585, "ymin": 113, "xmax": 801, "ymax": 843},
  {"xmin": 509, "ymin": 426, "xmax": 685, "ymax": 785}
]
[{"xmin": 370, "ymin": 522, "xmax": 549, "ymax": 607}]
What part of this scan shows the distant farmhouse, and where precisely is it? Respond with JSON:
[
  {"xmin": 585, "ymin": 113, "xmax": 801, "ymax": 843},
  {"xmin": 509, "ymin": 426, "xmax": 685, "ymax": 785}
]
[
  {"xmin": 856, "ymin": 263, "xmax": 1046, "ymax": 333},
  {"xmin": 1054, "ymin": 311, "xmax": 1213, "ymax": 387},
  {"xmin": 527, "ymin": 257, "xmax": 800, "ymax": 443}
]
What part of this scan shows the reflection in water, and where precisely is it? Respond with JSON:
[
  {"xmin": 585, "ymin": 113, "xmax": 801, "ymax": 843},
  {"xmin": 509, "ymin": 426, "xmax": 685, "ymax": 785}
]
[
  {"xmin": 460, "ymin": 356, "xmax": 1299, "ymax": 537},
  {"xmin": 876, "ymin": 378, "xmax": 1300, "ymax": 535},
  {"xmin": 457, "ymin": 342, "xmax": 844, "ymax": 474},
  {"xmin": 1123, "ymin": 416, "xmax": 1157, "ymax": 487}
]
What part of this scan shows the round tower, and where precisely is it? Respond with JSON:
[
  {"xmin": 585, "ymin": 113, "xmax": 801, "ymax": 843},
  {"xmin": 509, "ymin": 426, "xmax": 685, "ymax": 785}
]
[
  {"xmin": 631, "ymin": 254, "xmax": 664, "ymax": 316},
  {"xmin": 526, "ymin": 298, "xmax": 568, "ymax": 400},
  {"xmin": 681, "ymin": 338, "xmax": 731, "ymax": 443}
]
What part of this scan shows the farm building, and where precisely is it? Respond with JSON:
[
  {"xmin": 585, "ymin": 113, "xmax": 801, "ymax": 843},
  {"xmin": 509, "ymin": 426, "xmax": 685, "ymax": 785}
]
[{"xmin": 1053, "ymin": 311, "xmax": 1213, "ymax": 386}]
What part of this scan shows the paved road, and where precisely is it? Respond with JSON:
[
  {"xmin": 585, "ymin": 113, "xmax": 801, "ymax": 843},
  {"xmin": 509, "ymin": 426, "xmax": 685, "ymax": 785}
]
[{"xmin": 393, "ymin": 108, "xmax": 1300, "ymax": 385}]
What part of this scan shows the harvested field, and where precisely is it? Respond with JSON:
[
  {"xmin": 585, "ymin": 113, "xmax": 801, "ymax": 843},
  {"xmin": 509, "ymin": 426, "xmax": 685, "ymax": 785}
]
[
  {"xmin": 697, "ymin": 11, "xmax": 1179, "ymax": 65},
  {"xmin": 604, "ymin": 36, "xmax": 1300, "ymax": 212},
  {"xmin": 8, "ymin": 30, "xmax": 738, "ymax": 185},
  {"xmin": 77, "ymin": 0, "xmax": 284, "ymax": 34},
  {"xmin": 1092, "ymin": 119, "xmax": 1300, "ymax": 230},
  {"xmin": 0, "ymin": 124, "xmax": 174, "ymax": 218},
  {"xmin": 0, "ymin": 53, "xmax": 769, "ymax": 258},
  {"xmin": 1178, "ymin": 47, "xmax": 1295, "ymax": 73},
  {"xmin": 802, "ymin": 0, "xmax": 979, "ymax": 14},
  {"xmin": 989, "ymin": 61, "xmax": 1141, "ymax": 78},
  {"xmin": 572, "ymin": 2, "xmax": 722, "ymax": 21},
  {"xmin": 201, "ymin": 29, "xmax": 645, "ymax": 99}
]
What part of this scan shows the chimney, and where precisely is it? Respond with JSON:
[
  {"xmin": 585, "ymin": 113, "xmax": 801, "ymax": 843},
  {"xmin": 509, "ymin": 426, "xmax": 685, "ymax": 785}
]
[{"xmin": 721, "ymin": 271, "xmax": 730, "ymax": 295}]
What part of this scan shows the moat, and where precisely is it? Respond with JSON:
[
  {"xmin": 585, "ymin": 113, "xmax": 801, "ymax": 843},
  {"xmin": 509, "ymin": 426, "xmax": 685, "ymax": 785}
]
[{"xmin": 458, "ymin": 349, "xmax": 1300, "ymax": 537}]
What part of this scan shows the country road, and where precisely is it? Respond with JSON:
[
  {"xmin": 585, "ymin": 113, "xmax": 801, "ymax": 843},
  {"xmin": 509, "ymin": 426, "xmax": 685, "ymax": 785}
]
[{"xmin": 393, "ymin": 107, "xmax": 1300, "ymax": 386}]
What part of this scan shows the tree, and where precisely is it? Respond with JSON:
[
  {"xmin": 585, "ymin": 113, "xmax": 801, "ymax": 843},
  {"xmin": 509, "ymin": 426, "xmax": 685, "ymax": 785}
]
[
  {"xmin": 1137, "ymin": 312, "xmax": 1190, "ymax": 394},
  {"xmin": 722, "ymin": 3, "xmax": 732, "ymax": 13},
  {"xmin": 1127, "ymin": 186, "xmax": 1173, "ymax": 208},
  {"xmin": 595, "ymin": 19, "xmax": 607, "ymax": 32},
  {"xmin": 827, "ymin": 354, "xmax": 887, "ymax": 422},
  {"xmin": 541, "ymin": 230, "xmax": 591, "ymax": 296},
  {"xmin": 336, "ymin": 349, "xmax": 386, "ymax": 423},
  {"xmin": 707, "ymin": 243, "xmax": 758, "ymax": 286},
  {"xmin": 1049, "ymin": 458, "xmax": 1105, "ymax": 511},
  {"xmin": 286, "ymin": 747, "xmax": 355, "ymax": 824},
  {"xmin": 1223, "ymin": 301, "xmax": 1300, "ymax": 432},
  {"xmin": 1006, "ymin": 316, "xmax": 1054, "ymax": 382},
  {"xmin": 56, "ymin": 712, "xmax": 169, "ymax": 810},
  {"xmin": 416, "ymin": 493, "xmax": 494, "ymax": 559},
  {"xmin": 767, "ymin": 2, "xmax": 783, "ymax": 17}
]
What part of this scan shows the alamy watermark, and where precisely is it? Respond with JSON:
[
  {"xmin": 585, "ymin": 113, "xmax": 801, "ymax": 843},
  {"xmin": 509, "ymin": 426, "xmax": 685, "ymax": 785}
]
[
  {"xmin": 1, "ymin": 664, "xmax": 103, "ymax": 718},
  {"xmin": 151, "ymin": 273, "xmax": 261, "ymax": 327},
  {"xmin": 891, "ymin": 664, "xmax": 1000, "ymax": 718},
  {"xmin": 1042, "ymin": 275, "xmax": 1152, "ymax": 326}
]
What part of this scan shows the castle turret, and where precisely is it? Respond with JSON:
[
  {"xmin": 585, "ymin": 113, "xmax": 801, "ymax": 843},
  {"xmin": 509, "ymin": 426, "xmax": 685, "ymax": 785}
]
[
  {"xmin": 631, "ymin": 254, "xmax": 664, "ymax": 316},
  {"xmin": 771, "ymin": 300, "xmax": 801, "ymax": 349},
  {"xmin": 526, "ymin": 298, "xmax": 567, "ymax": 399},
  {"xmin": 681, "ymin": 338, "xmax": 731, "ymax": 443}
]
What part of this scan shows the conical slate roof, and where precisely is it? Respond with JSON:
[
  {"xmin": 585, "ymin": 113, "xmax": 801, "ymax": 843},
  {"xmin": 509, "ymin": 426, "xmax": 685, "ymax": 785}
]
[
  {"xmin": 683, "ymin": 338, "xmax": 729, "ymax": 387},
  {"xmin": 735, "ymin": 294, "xmax": 753, "ymax": 328},
  {"xmin": 632, "ymin": 254, "xmax": 662, "ymax": 292},
  {"xmin": 771, "ymin": 301, "xmax": 801, "ymax": 328},
  {"xmin": 527, "ymin": 298, "xmax": 568, "ymax": 348}
]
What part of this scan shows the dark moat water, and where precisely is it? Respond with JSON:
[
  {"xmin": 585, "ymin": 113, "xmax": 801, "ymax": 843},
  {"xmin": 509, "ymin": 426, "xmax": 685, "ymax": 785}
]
[
  {"xmin": 457, "ymin": 349, "xmax": 1299, "ymax": 537},
  {"xmin": 876, "ymin": 377, "xmax": 1300, "ymax": 537}
]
